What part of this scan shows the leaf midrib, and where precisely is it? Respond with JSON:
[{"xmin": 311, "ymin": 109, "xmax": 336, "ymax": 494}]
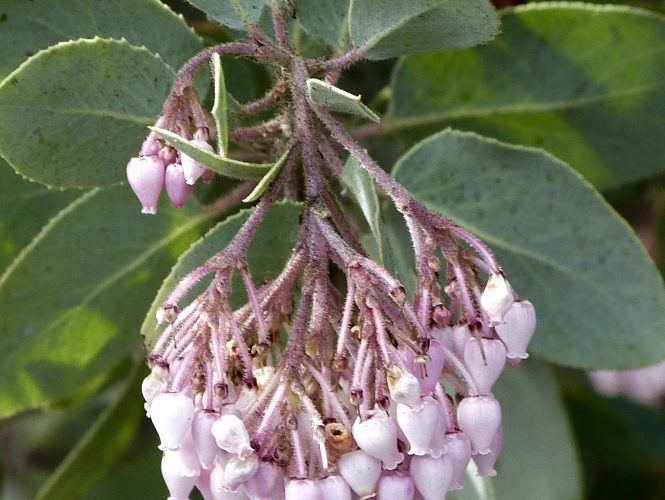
[{"xmin": 387, "ymin": 83, "xmax": 662, "ymax": 130}]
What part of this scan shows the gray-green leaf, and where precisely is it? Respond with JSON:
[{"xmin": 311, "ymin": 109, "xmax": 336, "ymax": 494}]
[
  {"xmin": 349, "ymin": 0, "xmax": 499, "ymax": 60},
  {"xmin": 307, "ymin": 79, "xmax": 380, "ymax": 122},
  {"xmin": 0, "ymin": 38, "xmax": 175, "ymax": 188},
  {"xmin": 0, "ymin": 186, "xmax": 211, "ymax": 418},
  {"xmin": 0, "ymin": 0, "xmax": 201, "ymax": 81},
  {"xmin": 143, "ymin": 202, "xmax": 302, "ymax": 347},
  {"xmin": 0, "ymin": 160, "xmax": 78, "ymax": 271},
  {"xmin": 150, "ymin": 127, "xmax": 274, "ymax": 180},
  {"xmin": 211, "ymin": 53, "xmax": 230, "ymax": 157},
  {"xmin": 185, "ymin": 0, "xmax": 265, "ymax": 30},
  {"xmin": 394, "ymin": 129, "xmax": 665, "ymax": 369},
  {"xmin": 294, "ymin": 0, "xmax": 350, "ymax": 49},
  {"xmin": 389, "ymin": 3, "xmax": 665, "ymax": 188}
]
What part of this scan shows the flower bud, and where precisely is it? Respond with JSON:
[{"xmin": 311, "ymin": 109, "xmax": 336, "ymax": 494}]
[
  {"xmin": 165, "ymin": 163, "xmax": 194, "ymax": 208},
  {"xmin": 212, "ymin": 414, "xmax": 253, "ymax": 458},
  {"xmin": 464, "ymin": 338, "xmax": 507, "ymax": 395},
  {"xmin": 352, "ymin": 411, "xmax": 404, "ymax": 470},
  {"xmin": 472, "ymin": 426, "xmax": 503, "ymax": 477},
  {"xmin": 182, "ymin": 140, "xmax": 214, "ymax": 185},
  {"xmin": 244, "ymin": 462, "xmax": 284, "ymax": 500},
  {"xmin": 224, "ymin": 454, "xmax": 258, "ymax": 492},
  {"xmin": 457, "ymin": 396, "xmax": 502, "ymax": 455},
  {"xmin": 495, "ymin": 300, "xmax": 536, "ymax": 359},
  {"xmin": 444, "ymin": 432, "xmax": 472, "ymax": 490},
  {"xmin": 396, "ymin": 396, "xmax": 442, "ymax": 456},
  {"xmin": 386, "ymin": 364, "xmax": 421, "ymax": 408},
  {"xmin": 377, "ymin": 470, "xmax": 415, "ymax": 500},
  {"xmin": 126, "ymin": 156, "xmax": 164, "ymax": 214},
  {"xmin": 142, "ymin": 365, "xmax": 169, "ymax": 412},
  {"xmin": 338, "ymin": 449, "xmax": 382, "ymax": 499},
  {"xmin": 192, "ymin": 410, "xmax": 221, "ymax": 469},
  {"xmin": 320, "ymin": 475, "xmax": 352, "ymax": 500},
  {"xmin": 480, "ymin": 273, "xmax": 514, "ymax": 324},
  {"xmin": 151, "ymin": 392, "xmax": 195, "ymax": 450},
  {"xmin": 410, "ymin": 455, "xmax": 453, "ymax": 500}
]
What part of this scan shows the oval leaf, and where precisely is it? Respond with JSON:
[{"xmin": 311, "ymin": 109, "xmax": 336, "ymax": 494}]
[
  {"xmin": 0, "ymin": 0, "xmax": 201, "ymax": 81},
  {"xmin": 307, "ymin": 78, "xmax": 380, "ymax": 122},
  {"xmin": 150, "ymin": 127, "xmax": 274, "ymax": 180},
  {"xmin": 185, "ymin": 0, "xmax": 265, "ymax": 30},
  {"xmin": 393, "ymin": 129, "xmax": 665, "ymax": 369},
  {"xmin": 294, "ymin": 0, "xmax": 350, "ymax": 49},
  {"xmin": 0, "ymin": 160, "xmax": 78, "ymax": 271},
  {"xmin": 143, "ymin": 202, "xmax": 302, "ymax": 347},
  {"xmin": 349, "ymin": 0, "xmax": 499, "ymax": 60},
  {"xmin": 0, "ymin": 38, "xmax": 175, "ymax": 188},
  {"xmin": 0, "ymin": 186, "xmax": 211, "ymax": 418},
  {"xmin": 389, "ymin": 4, "xmax": 665, "ymax": 188}
]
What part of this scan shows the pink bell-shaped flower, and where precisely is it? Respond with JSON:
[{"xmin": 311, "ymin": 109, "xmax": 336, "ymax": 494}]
[
  {"xmin": 212, "ymin": 414, "xmax": 253, "ymax": 458},
  {"xmin": 432, "ymin": 325, "xmax": 470, "ymax": 359},
  {"xmin": 338, "ymin": 449, "xmax": 382, "ymax": 498},
  {"xmin": 224, "ymin": 454, "xmax": 258, "ymax": 492},
  {"xmin": 387, "ymin": 364, "xmax": 421, "ymax": 408},
  {"xmin": 126, "ymin": 156, "xmax": 165, "ymax": 214},
  {"xmin": 142, "ymin": 365, "xmax": 169, "ymax": 414},
  {"xmin": 464, "ymin": 338, "xmax": 507, "ymax": 395},
  {"xmin": 410, "ymin": 455, "xmax": 453, "ymax": 500},
  {"xmin": 319, "ymin": 475, "xmax": 352, "ymax": 500},
  {"xmin": 244, "ymin": 462, "xmax": 285, "ymax": 500},
  {"xmin": 495, "ymin": 300, "xmax": 536, "ymax": 359},
  {"xmin": 472, "ymin": 426, "xmax": 503, "ymax": 477},
  {"xmin": 405, "ymin": 340, "xmax": 446, "ymax": 396},
  {"xmin": 192, "ymin": 410, "xmax": 221, "ymax": 469},
  {"xmin": 196, "ymin": 468, "xmax": 214, "ymax": 500},
  {"xmin": 377, "ymin": 470, "xmax": 415, "ymax": 500},
  {"xmin": 182, "ymin": 140, "xmax": 214, "ymax": 185},
  {"xmin": 480, "ymin": 273, "xmax": 514, "ymax": 324},
  {"xmin": 165, "ymin": 163, "xmax": 194, "ymax": 208},
  {"xmin": 285, "ymin": 479, "xmax": 323, "ymax": 500},
  {"xmin": 457, "ymin": 396, "xmax": 502, "ymax": 455},
  {"xmin": 210, "ymin": 461, "xmax": 249, "ymax": 500},
  {"xmin": 352, "ymin": 411, "xmax": 404, "ymax": 469},
  {"xmin": 443, "ymin": 432, "xmax": 472, "ymax": 490},
  {"xmin": 396, "ymin": 397, "xmax": 442, "ymax": 456},
  {"xmin": 151, "ymin": 392, "xmax": 195, "ymax": 450},
  {"xmin": 162, "ymin": 448, "xmax": 199, "ymax": 500}
]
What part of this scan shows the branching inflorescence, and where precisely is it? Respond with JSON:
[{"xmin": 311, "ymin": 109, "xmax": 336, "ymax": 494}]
[{"xmin": 130, "ymin": 4, "xmax": 537, "ymax": 499}]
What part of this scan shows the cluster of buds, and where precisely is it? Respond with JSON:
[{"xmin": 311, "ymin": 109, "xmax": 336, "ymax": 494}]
[
  {"xmin": 126, "ymin": 93, "xmax": 215, "ymax": 214},
  {"xmin": 589, "ymin": 359, "xmax": 665, "ymax": 404}
]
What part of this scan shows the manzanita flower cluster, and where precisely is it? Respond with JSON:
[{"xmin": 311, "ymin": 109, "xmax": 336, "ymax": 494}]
[{"xmin": 129, "ymin": 4, "xmax": 537, "ymax": 499}]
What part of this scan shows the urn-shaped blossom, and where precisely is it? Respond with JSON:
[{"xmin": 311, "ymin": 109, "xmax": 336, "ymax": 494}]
[
  {"xmin": 472, "ymin": 426, "xmax": 503, "ymax": 477},
  {"xmin": 192, "ymin": 410, "xmax": 221, "ymax": 469},
  {"xmin": 352, "ymin": 411, "xmax": 404, "ymax": 469},
  {"xmin": 224, "ymin": 454, "xmax": 258, "ymax": 492},
  {"xmin": 480, "ymin": 273, "xmax": 514, "ymax": 324},
  {"xmin": 244, "ymin": 462, "xmax": 285, "ymax": 500},
  {"xmin": 396, "ymin": 396, "xmax": 442, "ymax": 456},
  {"xmin": 212, "ymin": 414, "xmax": 253, "ymax": 458},
  {"xmin": 165, "ymin": 163, "xmax": 194, "ymax": 208},
  {"xmin": 182, "ymin": 140, "xmax": 214, "ymax": 185},
  {"xmin": 410, "ymin": 454, "xmax": 454, "ymax": 500},
  {"xmin": 162, "ymin": 449, "xmax": 199, "ymax": 499},
  {"xmin": 338, "ymin": 449, "xmax": 382, "ymax": 498},
  {"xmin": 464, "ymin": 338, "xmax": 507, "ymax": 395},
  {"xmin": 151, "ymin": 392, "xmax": 195, "ymax": 450},
  {"xmin": 457, "ymin": 396, "xmax": 502, "ymax": 455},
  {"xmin": 319, "ymin": 475, "xmax": 352, "ymax": 500},
  {"xmin": 126, "ymin": 156, "xmax": 164, "ymax": 214},
  {"xmin": 377, "ymin": 470, "xmax": 415, "ymax": 500},
  {"xmin": 386, "ymin": 364, "xmax": 421, "ymax": 408},
  {"xmin": 495, "ymin": 300, "xmax": 536, "ymax": 359},
  {"xmin": 285, "ymin": 479, "xmax": 323, "ymax": 500},
  {"xmin": 444, "ymin": 431, "xmax": 472, "ymax": 490}
]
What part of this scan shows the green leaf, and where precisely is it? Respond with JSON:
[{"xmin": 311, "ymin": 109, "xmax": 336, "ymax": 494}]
[
  {"xmin": 35, "ymin": 363, "xmax": 146, "ymax": 500},
  {"xmin": 307, "ymin": 78, "xmax": 380, "ymax": 122},
  {"xmin": 0, "ymin": 186, "xmax": 211, "ymax": 418},
  {"xmin": 389, "ymin": 3, "xmax": 665, "ymax": 188},
  {"xmin": 348, "ymin": 0, "xmax": 499, "ymax": 60},
  {"xmin": 150, "ymin": 127, "xmax": 275, "ymax": 180},
  {"xmin": 294, "ymin": 0, "xmax": 350, "ymax": 48},
  {"xmin": 342, "ymin": 155, "xmax": 384, "ymax": 263},
  {"xmin": 394, "ymin": 129, "xmax": 665, "ymax": 369},
  {"xmin": 185, "ymin": 0, "xmax": 265, "ymax": 30},
  {"xmin": 0, "ymin": 0, "xmax": 201, "ymax": 81},
  {"xmin": 492, "ymin": 361, "xmax": 583, "ymax": 500},
  {"xmin": 143, "ymin": 202, "xmax": 302, "ymax": 347},
  {"xmin": 0, "ymin": 160, "xmax": 78, "ymax": 271},
  {"xmin": 211, "ymin": 53, "xmax": 229, "ymax": 157},
  {"xmin": 0, "ymin": 38, "xmax": 175, "ymax": 189},
  {"xmin": 243, "ymin": 147, "xmax": 293, "ymax": 202}
]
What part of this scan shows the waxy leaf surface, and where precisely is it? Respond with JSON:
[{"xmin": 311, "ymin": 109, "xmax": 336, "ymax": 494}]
[
  {"xmin": 0, "ymin": 186, "xmax": 209, "ymax": 418},
  {"xmin": 349, "ymin": 0, "xmax": 499, "ymax": 59},
  {"xmin": 185, "ymin": 0, "xmax": 265, "ymax": 30},
  {"xmin": 394, "ymin": 129, "xmax": 665, "ymax": 369},
  {"xmin": 0, "ymin": 39, "xmax": 175, "ymax": 188},
  {"xmin": 295, "ymin": 0, "xmax": 350, "ymax": 48},
  {"xmin": 389, "ymin": 3, "xmax": 665, "ymax": 187},
  {"xmin": 0, "ymin": 0, "xmax": 201, "ymax": 81}
]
